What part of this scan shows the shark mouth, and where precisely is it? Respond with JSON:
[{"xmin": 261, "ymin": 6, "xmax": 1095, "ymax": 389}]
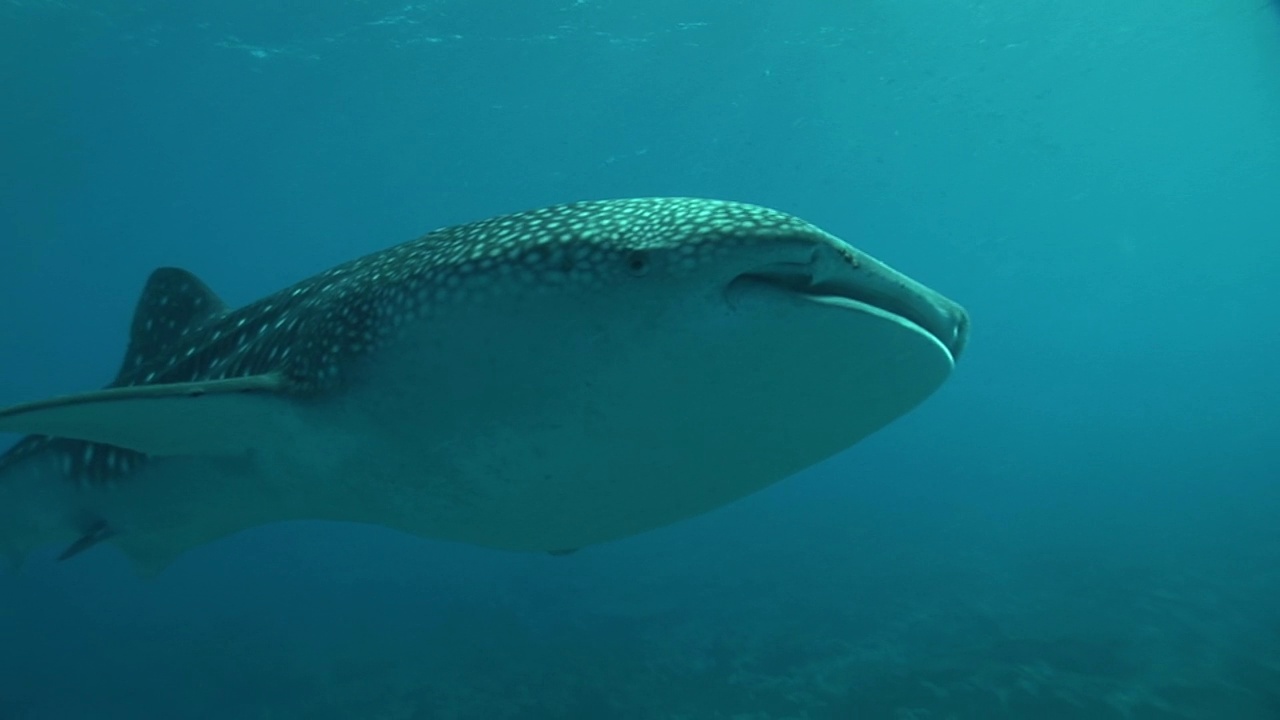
[{"xmin": 728, "ymin": 263, "xmax": 966, "ymax": 361}]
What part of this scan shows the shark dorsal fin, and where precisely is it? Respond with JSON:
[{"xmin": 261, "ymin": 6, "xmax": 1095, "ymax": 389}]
[
  {"xmin": 0, "ymin": 268, "xmax": 292, "ymax": 460},
  {"xmin": 117, "ymin": 267, "xmax": 228, "ymax": 381}
]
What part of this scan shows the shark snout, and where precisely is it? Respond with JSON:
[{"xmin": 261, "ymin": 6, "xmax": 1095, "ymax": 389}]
[
  {"xmin": 734, "ymin": 238, "xmax": 969, "ymax": 363},
  {"xmin": 816, "ymin": 242, "xmax": 968, "ymax": 361}
]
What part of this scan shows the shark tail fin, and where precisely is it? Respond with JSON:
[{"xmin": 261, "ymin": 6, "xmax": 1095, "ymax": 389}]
[
  {"xmin": 0, "ymin": 266, "xmax": 275, "ymax": 571},
  {"xmin": 0, "ymin": 450, "xmax": 82, "ymax": 573}
]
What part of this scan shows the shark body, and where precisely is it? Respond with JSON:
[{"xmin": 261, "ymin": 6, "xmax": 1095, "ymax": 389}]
[{"xmin": 0, "ymin": 198, "xmax": 968, "ymax": 572}]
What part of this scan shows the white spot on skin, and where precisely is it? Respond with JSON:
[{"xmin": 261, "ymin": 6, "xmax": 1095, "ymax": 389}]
[{"xmin": 96, "ymin": 199, "xmax": 798, "ymax": 392}]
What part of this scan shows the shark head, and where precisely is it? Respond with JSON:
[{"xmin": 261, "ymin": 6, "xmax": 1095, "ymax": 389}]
[
  {"xmin": 0, "ymin": 198, "xmax": 969, "ymax": 568},
  {"xmin": 394, "ymin": 197, "xmax": 968, "ymax": 362}
]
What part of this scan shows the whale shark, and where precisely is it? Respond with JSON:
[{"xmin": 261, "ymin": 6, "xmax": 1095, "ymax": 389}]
[{"xmin": 0, "ymin": 197, "xmax": 969, "ymax": 573}]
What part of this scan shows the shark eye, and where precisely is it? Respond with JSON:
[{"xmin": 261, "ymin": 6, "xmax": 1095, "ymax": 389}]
[{"xmin": 626, "ymin": 250, "xmax": 650, "ymax": 276}]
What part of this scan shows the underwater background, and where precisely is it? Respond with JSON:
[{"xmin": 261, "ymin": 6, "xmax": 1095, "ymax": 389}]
[{"xmin": 2, "ymin": 1, "xmax": 1279, "ymax": 718}]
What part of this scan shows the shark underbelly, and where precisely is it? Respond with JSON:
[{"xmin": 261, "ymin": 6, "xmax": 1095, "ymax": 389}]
[{"xmin": 256, "ymin": 285, "xmax": 954, "ymax": 553}]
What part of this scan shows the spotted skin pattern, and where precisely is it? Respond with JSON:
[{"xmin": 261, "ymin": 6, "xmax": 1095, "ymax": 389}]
[{"xmin": 0, "ymin": 198, "xmax": 826, "ymax": 489}]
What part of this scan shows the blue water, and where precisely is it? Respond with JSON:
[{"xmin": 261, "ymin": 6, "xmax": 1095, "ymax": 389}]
[{"xmin": 2, "ymin": 2, "xmax": 1279, "ymax": 718}]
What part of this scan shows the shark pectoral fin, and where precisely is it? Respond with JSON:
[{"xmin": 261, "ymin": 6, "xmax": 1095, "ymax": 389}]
[
  {"xmin": 0, "ymin": 374, "xmax": 289, "ymax": 456},
  {"xmin": 57, "ymin": 519, "xmax": 116, "ymax": 561}
]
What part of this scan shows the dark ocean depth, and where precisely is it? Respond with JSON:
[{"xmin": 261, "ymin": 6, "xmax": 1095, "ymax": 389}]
[{"xmin": 1, "ymin": 1, "xmax": 1279, "ymax": 718}]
